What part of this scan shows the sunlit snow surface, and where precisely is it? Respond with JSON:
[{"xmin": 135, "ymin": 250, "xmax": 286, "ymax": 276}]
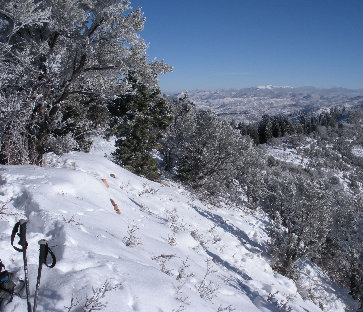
[
  {"xmin": 352, "ymin": 146, "xmax": 363, "ymax": 158},
  {"xmin": 0, "ymin": 138, "xmax": 357, "ymax": 311}
]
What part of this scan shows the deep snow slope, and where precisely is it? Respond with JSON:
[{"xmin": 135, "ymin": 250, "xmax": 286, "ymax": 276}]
[{"xmin": 0, "ymin": 140, "xmax": 356, "ymax": 311}]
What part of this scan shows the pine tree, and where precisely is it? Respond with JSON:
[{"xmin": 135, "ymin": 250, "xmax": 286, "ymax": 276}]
[
  {"xmin": 258, "ymin": 114, "xmax": 273, "ymax": 143},
  {"xmin": 109, "ymin": 81, "xmax": 172, "ymax": 180}
]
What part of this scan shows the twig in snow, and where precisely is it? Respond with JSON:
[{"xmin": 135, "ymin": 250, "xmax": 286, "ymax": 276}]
[
  {"xmin": 122, "ymin": 223, "xmax": 141, "ymax": 247},
  {"xmin": 196, "ymin": 259, "xmax": 219, "ymax": 300}
]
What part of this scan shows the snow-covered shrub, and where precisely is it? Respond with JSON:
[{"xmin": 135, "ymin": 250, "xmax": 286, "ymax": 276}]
[
  {"xmin": 195, "ymin": 259, "xmax": 219, "ymax": 301},
  {"xmin": 65, "ymin": 280, "xmax": 122, "ymax": 312},
  {"xmin": 122, "ymin": 223, "xmax": 141, "ymax": 247},
  {"xmin": 161, "ymin": 95, "xmax": 261, "ymax": 203}
]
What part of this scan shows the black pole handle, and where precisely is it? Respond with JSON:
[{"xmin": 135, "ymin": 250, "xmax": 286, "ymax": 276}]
[
  {"xmin": 11, "ymin": 220, "xmax": 31, "ymax": 312},
  {"xmin": 38, "ymin": 239, "xmax": 56, "ymax": 268},
  {"xmin": 38, "ymin": 239, "xmax": 47, "ymax": 264},
  {"xmin": 11, "ymin": 219, "xmax": 28, "ymax": 252},
  {"xmin": 44, "ymin": 246, "xmax": 56, "ymax": 268}
]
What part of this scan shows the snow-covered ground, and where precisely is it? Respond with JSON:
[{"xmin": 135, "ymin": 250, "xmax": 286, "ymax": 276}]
[
  {"xmin": 352, "ymin": 146, "xmax": 363, "ymax": 158},
  {"xmin": 0, "ymin": 138, "xmax": 357, "ymax": 311},
  {"xmin": 264, "ymin": 144, "xmax": 309, "ymax": 167}
]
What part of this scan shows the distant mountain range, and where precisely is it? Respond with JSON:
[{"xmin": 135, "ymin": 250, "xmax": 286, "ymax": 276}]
[{"xmin": 175, "ymin": 87, "xmax": 363, "ymax": 123}]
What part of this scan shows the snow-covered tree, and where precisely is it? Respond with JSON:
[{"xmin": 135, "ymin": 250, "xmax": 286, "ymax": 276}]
[
  {"xmin": 0, "ymin": 0, "xmax": 171, "ymax": 165},
  {"xmin": 320, "ymin": 191, "xmax": 362, "ymax": 305},
  {"xmin": 160, "ymin": 94, "xmax": 197, "ymax": 172},
  {"xmin": 263, "ymin": 167, "xmax": 334, "ymax": 277},
  {"xmin": 258, "ymin": 114, "xmax": 273, "ymax": 143},
  {"xmin": 162, "ymin": 97, "xmax": 256, "ymax": 201}
]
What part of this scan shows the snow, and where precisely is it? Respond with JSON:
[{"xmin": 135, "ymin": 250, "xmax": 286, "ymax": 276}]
[
  {"xmin": 264, "ymin": 142, "xmax": 310, "ymax": 167},
  {"xmin": 352, "ymin": 145, "xmax": 363, "ymax": 157},
  {"xmin": 256, "ymin": 85, "xmax": 293, "ymax": 90},
  {"xmin": 0, "ymin": 138, "xmax": 357, "ymax": 311}
]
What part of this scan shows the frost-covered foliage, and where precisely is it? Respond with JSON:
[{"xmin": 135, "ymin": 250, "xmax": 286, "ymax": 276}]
[
  {"xmin": 161, "ymin": 95, "xmax": 261, "ymax": 202},
  {"xmin": 263, "ymin": 166, "xmax": 334, "ymax": 277},
  {"xmin": 263, "ymin": 107, "xmax": 363, "ymax": 305},
  {"xmin": 162, "ymin": 97, "xmax": 362, "ymax": 307},
  {"xmin": 0, "ymin": 0, "xmax": 171, "ymax": 165}
]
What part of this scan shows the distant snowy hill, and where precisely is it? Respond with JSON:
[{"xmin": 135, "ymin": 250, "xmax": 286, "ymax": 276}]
[
  {"xmin": 256, "ymin": 85, "xmax": 293, "ymax": 90},
  {"xmin": 0, "ymin": 138, "xmax": 357, "ymax": 311},
  {"xmin": 182, "ymin": 87, "xmax": 363, "ymax": 123}
]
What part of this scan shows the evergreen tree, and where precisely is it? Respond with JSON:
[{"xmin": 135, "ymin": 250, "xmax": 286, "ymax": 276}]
[
  {"xmin": 108, "ymin": 82, "xmax": 171, "ymax": 180},
  {"xmin": 272, "ymin": 116, "xmax": 282, "ymax": 138},
  {"xmin": 258, "ymin": 114, "xmax": 273, "ymax": 143}
]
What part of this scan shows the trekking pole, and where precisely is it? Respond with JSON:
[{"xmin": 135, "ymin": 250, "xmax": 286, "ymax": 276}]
[
  {"xmin": 11, "ymin": 219, "xmax": 31, "ymax": 312},
  {"xmin": 33, "ymin": 239, "xmax": 56, "ymax": 312}
]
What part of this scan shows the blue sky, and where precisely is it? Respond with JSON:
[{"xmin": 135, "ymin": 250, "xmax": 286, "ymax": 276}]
[{"xmin": 133, "ymin": 0, "xmax": 363, "ymax": 92}]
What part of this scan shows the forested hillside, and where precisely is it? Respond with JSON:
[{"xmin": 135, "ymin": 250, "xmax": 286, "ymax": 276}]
[
  {"xmin": 187, "ymin": 87, "xmax": 363, "ymax": 123},
  {"xmin": 159, "ymin": 96, "xmax": 362, "ymax": 308}
]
